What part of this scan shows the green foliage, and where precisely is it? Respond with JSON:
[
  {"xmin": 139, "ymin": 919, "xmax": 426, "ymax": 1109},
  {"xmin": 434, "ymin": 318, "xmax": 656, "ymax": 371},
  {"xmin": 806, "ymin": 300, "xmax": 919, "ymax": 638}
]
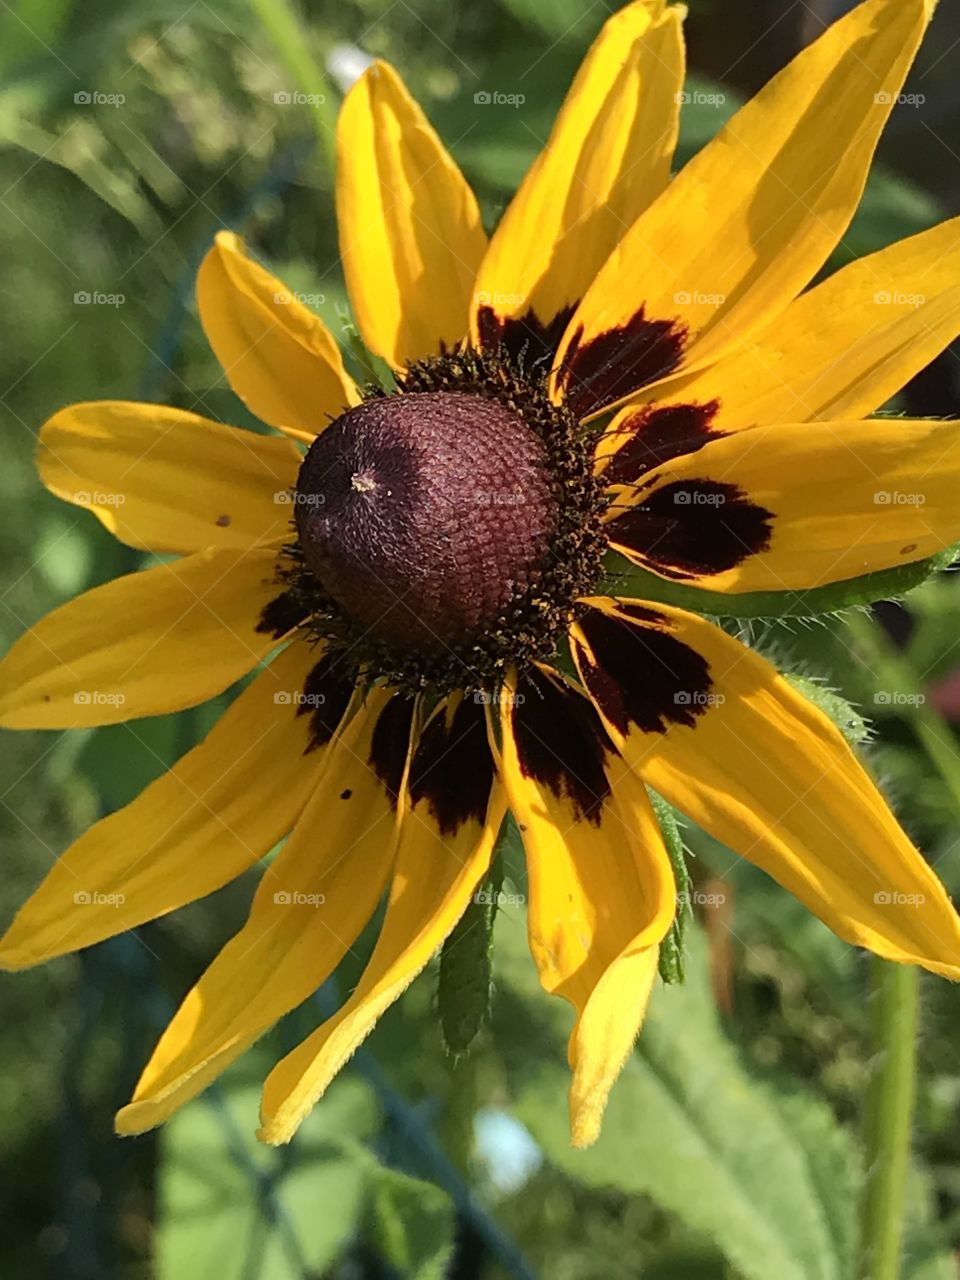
[
  {"xmin": 157, "ymin": 1076, "xmax": 376, "ymax": 1279},
  {"xmin": 495, "ymin": 917, "xmax": 862, "ymax": 1280},
  {"xmin": 649, "ymin": 790, "xmax": 690, "ymax": 984},
  {"xmin": 3, "ymin": 0, "xmax": 960, "ymax": 1275},
  {"xmin": 437, "ymin": 846, "xmax": 503, "ymax": 1057},
  {"xmin": 365, "ymin": 1161, "xmax": 457, "ymax": 1280},
  {"xmin": 783, "ymin": 674, "xmax": 871, "ymax": 747}
]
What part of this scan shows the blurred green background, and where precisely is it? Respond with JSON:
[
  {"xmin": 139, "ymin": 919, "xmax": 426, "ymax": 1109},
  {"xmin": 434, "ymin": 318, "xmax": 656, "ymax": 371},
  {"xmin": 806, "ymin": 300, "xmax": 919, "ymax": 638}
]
[{"xmin": 2, "ymin": 1, "xmax": 960, "ymax": 1276}]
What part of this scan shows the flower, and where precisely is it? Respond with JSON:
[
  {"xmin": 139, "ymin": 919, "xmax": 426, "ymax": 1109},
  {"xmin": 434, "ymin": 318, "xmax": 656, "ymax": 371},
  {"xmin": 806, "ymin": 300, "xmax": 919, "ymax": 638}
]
[{"xmin": 3, "ymin": 0, "xmax": 960, "ymax": 1149}]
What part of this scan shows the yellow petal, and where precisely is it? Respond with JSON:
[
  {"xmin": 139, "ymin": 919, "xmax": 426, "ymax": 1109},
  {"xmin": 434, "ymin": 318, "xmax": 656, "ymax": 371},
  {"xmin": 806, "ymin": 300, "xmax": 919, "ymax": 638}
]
[
  {"xmin": 597, "ymin": 214, "xmax": 960, "ymax": 472},
  {"xmin": 571, "ymin": 598, "xmax": 960, "ymax": 978},
  {"xmin": 197, "ymin": 230, "xmax": 358, "ymax": 438},
  {"xmin": 38, "ymin": 401, "xmax": 299, "ymax": 553},
  {"xmin": 114, "ymin": 689, "xmax": 414, "ymax": 1135},
  {"xmin": 471, "ymin": 1, "xmax": 684, "ymax": 363},
  {"xmin": 498, "ymin": 666, "xmax": 673, "ymax": 1146},
  {"xmin": 551, "ymin": 0, "xmax": 930, "ymax": 420},
  {"xmin": 336, "ymin": 61, "xmax": 487, "ymax": 368},
  {"xmin": 0, "ymin": 546, "xmax": 286, "ymax": 729},
  {"xmin": 605, "ymin": 418, "xmax": 960, "ymax": 592},
  {"xmin": 0, "ymin": 641, "xmax": 347, "ymax": 968},
  {"xmin": 258, "ymin": 695, "xmax": 505, "ymax": 1144}
]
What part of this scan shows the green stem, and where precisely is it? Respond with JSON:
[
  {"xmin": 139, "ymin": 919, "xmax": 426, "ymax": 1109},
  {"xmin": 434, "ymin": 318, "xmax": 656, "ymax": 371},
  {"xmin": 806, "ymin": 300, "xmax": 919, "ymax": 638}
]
[
  {"xmin": 847, "ymin": 609, "xmax": 960, "ymax": 1279},
  {"xmin": 846, "ymin": 611, "xmax": 960, "ymax": 813},
  {"xmin": 249, "ymin": 0, "xmax": 339, "ymax": 172},
  {"xmin": 859, "ymin": 959, "xmax": 919, "ymax": 1280}
]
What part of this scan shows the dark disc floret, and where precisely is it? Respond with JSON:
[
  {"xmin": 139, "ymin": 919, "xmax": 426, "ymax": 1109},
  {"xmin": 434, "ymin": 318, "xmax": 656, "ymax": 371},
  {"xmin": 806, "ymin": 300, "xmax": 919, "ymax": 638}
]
[
  {"xmin": 295, "ymin": 392, "xmax": 556, "ymax": 650},
  {"xmin": 264, "ymin": 348, "xmax": 607, "ymax": 695}
]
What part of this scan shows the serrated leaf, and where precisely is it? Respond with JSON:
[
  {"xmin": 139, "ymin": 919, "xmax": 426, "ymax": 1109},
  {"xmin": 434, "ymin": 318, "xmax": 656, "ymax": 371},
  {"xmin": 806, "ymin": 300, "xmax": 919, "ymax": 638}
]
[
  {"xmin": 437, "ymin": 840, "xmax": 504, "ymax": 1056},
  {"xmin": 604, "ymin": 547, "xmax": 958, "ymax": 620},
  {"xmin": 784, "ymin": 674, "xmax": 870, "ymax": 747},
  {"xmin": 649, "ymin": 789, "xmax": 690, "ymax": 984},
  {"xmin": 495, "ymin": 916, "xmax": 860, "ymax": 1280}
]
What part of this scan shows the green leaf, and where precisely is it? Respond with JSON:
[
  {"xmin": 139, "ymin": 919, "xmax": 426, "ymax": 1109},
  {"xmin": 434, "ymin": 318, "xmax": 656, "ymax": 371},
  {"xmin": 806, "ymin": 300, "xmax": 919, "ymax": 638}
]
[
  {"xmin": 365, "ymin": 1161, "xmax": 457, "ymax": 1280},
  {"xmin": 783, "ymin": 674, "xmax": 870, "ymax": 747},
  {"xmin": 495, "ymin": 916, "xmax": 860, "ymax": 1280},
  {"xmin": 156, "ymin": 1074, "xmax": 376, "ymax": 1280},
  {"xmin": 437, "ymin": 837, "xmax": 504, "ymax": 1056},
  {"xmin": 603, "ymin": 547, "xmax": 958, "ymax": 620},
  {"xmin": 648, "ymin": 789, "xmax": 690, "ymax": 984}
]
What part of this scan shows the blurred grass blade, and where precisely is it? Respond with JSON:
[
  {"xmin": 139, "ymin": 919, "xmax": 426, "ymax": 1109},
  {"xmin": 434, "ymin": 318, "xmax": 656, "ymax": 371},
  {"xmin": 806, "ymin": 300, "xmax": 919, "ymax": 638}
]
[{"xmin": 249, "ymin": 0, "xmax": 339, "ymax": 171}]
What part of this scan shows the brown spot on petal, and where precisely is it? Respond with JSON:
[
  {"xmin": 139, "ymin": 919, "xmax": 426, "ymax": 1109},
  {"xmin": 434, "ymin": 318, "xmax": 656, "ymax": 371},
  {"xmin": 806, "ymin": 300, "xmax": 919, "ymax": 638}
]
[
  {"xmin": 602, "ymin": 401, "xmax": 722, "ymax": 486},
  {"xmin": 900, "ymin": 544, "xmax": 918, "ymax": 556},
  {"xmin": 368, "ymin": 695, "xmax": 415, "ymax": 807},
  {"xmin": 477, "ymin": 303, "xmax": 577, "ymax": 371},
  {"xmin": 298, "ymin": 656, "xmax": 356, "ymax": 753},
  {"xmin": 511, "ymin": 669, "xmax": 611, "ymax": 825},
  {"xmin": 576, "ymin": 605, "xmax": 714, "ymax": 737},
  {"xmin": 257, "ymin": 588, "xmax": 312, "ymax": 639},
  {"xmin": 409, "ymin": 697, "xmax": 493, "ymax": 836},
  {"xmin": 557, "ymin": 308, "xmax": 688, "ymax": 420},
  {"xmin": 215, "ymin": 513, "xmax": 232, "ymax": 527},
  {"xmin": 608, "ymin": 480, "xmax": 773, "ymax": 580}
]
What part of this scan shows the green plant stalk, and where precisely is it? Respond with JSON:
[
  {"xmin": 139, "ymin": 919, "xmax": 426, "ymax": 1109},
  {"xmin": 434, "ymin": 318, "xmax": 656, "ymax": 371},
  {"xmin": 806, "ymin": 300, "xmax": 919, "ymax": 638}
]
[
  {"xmin": 249, "ymin": 0, "xmax": 339, "ymax": 171},
  {"xmin": 848, "ymin": 609, "xmax": 960, "ymax": 1279},
  {"xmin": 859, "ymin": 959, "xmax": 919, "ymax": 1280},
  {"xmin": 846, "ymin": 611, "xmax": 960, "ymax": 814}
]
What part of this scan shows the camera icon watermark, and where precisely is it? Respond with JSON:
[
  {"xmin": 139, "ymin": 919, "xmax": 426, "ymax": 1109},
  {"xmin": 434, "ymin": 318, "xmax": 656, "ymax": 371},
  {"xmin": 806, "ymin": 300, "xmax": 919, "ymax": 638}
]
[
  {"xmin": 873, "ymin": 490, "xmax": 925, "ymax": 506},
  {"xmin": 74, "ymin": 690, "xmax": 126, "ymax": 706},
  {"xmin": 874, "ymin": 91, "xmax": 925, "ymax": 107},
  {"xmin": 73, "ymin": 291, "xmax": 125, "ymax": 307},
  {"xmin": 473, "ymin": 89, "xmax": 525, "ymax": 108},
  {"xmin": 74, "ymin": 890, "xmax": 126, "ymax": 906},
  {"xmin": 74, "ymin": 90, "xmax": 126, "ymax": 107},
  {"xmin": 674, "ymin": 690, "xmax": 725, "ymax": 708}
]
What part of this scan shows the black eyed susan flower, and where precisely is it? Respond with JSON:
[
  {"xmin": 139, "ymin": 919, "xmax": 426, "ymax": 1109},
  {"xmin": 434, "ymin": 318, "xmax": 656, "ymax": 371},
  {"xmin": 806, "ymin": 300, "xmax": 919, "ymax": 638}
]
[{"xmin": 3, "ymin": 0, "xmax": 960, "ymax": 1148}]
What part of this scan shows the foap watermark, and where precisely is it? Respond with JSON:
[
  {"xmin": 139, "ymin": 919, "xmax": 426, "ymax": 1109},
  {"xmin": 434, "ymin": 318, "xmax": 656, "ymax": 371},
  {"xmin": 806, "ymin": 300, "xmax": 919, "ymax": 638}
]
[
  {"xmin": 274, "ymin": 289, "xmax": 326, "ymax": 308},
  {"xmin": 674, "ymin": 89, "xmax": 726, "ymax": 106},
  {"xmin": 74, "ymin": 691, "xmax": 126, "ymax": 707},
  {"xmin": 473, "ymin": 690, "xmax": 526, "ymax": 706},
  {"xmin": 74, "ymin": 291, "xmax": 125, "ymax": 307},
  {"xmin": 874, "ymin": 890, "xmax": 925, "ymax": 906},
  {"xmin": 874, "ymin": 290, "xmax": 925, "ymax": 308},
  {"xmin": 874, "ymin": 691, "xmax": 926, "ymax": 707},
  {"xmin": 74, "ymin": 890, "xmax": 125, "ymax": 906},
  {"xmin": 874, "ymin": 490, "xmax": 926, "ymax": 506},
  {"xmin": 475, "ymin": 290, "xmax": 526, "ymax": 308},
  {"xmin": 674, "ymin": 289, "xmax": 726, "ymax": 307},
  {"xmin": 74, "ymin": 90, "xmax": 125, "ymax": 107},
  {"xmin": 75, "ymin": 490, "xmax": 126, "ymax": 506},
  {"xmin": 473, "ymin": 888, "xmax": 526, "ymax": 906},
  {"xmin": 273, "ymin": 890, "xmax": 326, "ymax": 906},
  {"xmin": 874, "ymin": 91, "xmax": 925, "ymax": 107},
  {"xmin": 674, "ymin": 489, "xmax": 725, "ymax": 506},
  {"xmin": 275, "ymin": 490, "xmax": 325, "ymax": 507},
  {"xmin": 678, "ymin": 889, "xmax": 726, "ymax": 907},
  {"xmin": 274, "ymin": 91, "xmax": 327, "ymax": 107},
  {"xmin": 674, "ymin": 690, "xmax": 725, "ymax": 708},
  {"xmin": 474, "ymin": 489, "xmax": 526, "ymax": 507},
  {"xmin": 274, "ymin": 690, "xmax": 326, "ymax": 707},
  {"xmin": 474, "ymin": 90, "xmax": 525, "ymax": 108}
]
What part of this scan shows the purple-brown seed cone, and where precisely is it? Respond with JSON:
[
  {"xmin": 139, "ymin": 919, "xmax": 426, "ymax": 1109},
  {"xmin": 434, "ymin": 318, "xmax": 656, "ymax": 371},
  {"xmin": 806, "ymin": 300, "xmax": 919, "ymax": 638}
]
[{"xmin": 294, "ymin": 392, "xmax": 558, "ymax": 651}]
